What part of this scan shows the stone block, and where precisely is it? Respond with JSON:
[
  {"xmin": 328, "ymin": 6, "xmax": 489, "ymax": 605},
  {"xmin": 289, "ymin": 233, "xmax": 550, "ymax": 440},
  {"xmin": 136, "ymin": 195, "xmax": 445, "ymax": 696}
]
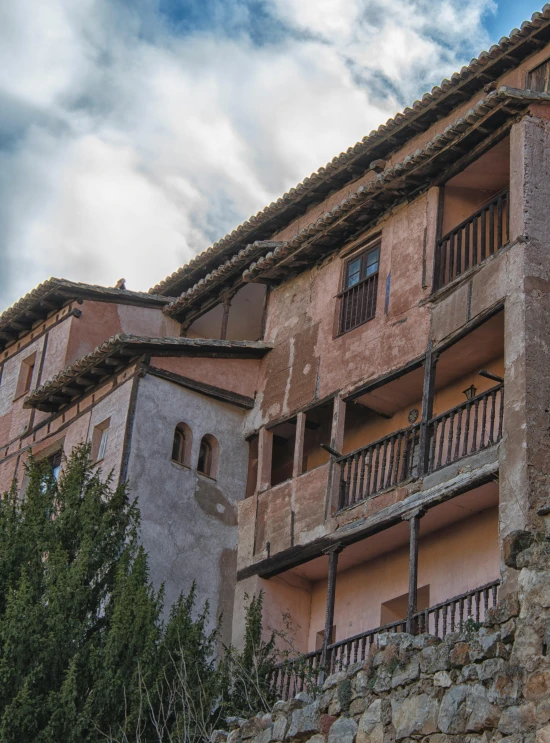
[
  {"xmin": 478, "ymin": 658, "xmax": 506, "ymax": 682},
  {"xmin": 241, "ymin": 718, "xmax": 264, "ymax": 739},
  {"xmin": 327, "ymin": 717, "xmax": 358, "ymax": 743},
  {"xmin": 487, "ymin": 593, "xmax": 520, "ymax": 624},
  {"xmin": 450, "ymin": 642, "xmax": 470, "ymax": 667},
  {"xmin": 538, "ymin": 724, "xmax": 550, "ymax": 743},
  {"xmin": 287, "ymin": 701, "xmax": 322, "ymax": 739},
  {"xmin": 498, "ymin": 704, "xmax": 537, "ymax": 734},
  {"xmin": 373, "ymin": 668, "xmax": 392, "ymax": 694},
  {"xmin": 324, "ymin": 672, "xmax": 347, "ymax": 691},
  {"xmin": 320, "ymin": 715, "xmax": 337, "ymax": 735},
  {"xmin": 536, "ymin": 699, "xmax": 550, "ymax": 726},
  {"xmin": 307, "ymin": 736, "xmax": 328, "ymax": 743},
  {"xmin": 420, "ymin": 645, "xmax": 449, "ymax": 674},
  {"xmin": 501, "ymin": 619, "xmax": 517, "ymax": 643},
  {"xmin": 438, "ymin": 684, "xmax": 499, "ymax": 734},
  {"xmin": 349, "ymin": 698, "xmax": 367, "ymax": 716},
  {"xmin": 460, "ymin": 664, "xmax": 478, "ymax": 682},
  {"xmin": 359, "ymin": 700, "xmax": 383, "ymax": 735},
  {"xmin": 271, "ymin": 716, "xmax": 288, "ymax": 741},
  {"xmin": 503, "ymin": 531, "xmax": 534, "ymax": 569},
  {"xmin": 212, "ymin": 731, "xmax": 228, "ymax": 743},
  {"xmin": 392, "ymin": 657, "xmax": 419, "ymax": 688},
  {"xmin": 391, "ymin": 694, "xmax": 439, "ymax": 740},
  {"xmin": 520, "ymin": 569, "xmax": 550, "ymax": 609},
  {"xmin": 525, "ymin": 669, "xmax": 550, "ymax": 701},
  {"xmin": 434, "ymin": 671, "xmax": 453, "ymax": 688},
  {"xmin": 227, "ymin": 731, "xmax": 241, "ymax": 743},
  {"xmin": 354, "ymin": 670, "xmax": 371, "ymax": 696}
]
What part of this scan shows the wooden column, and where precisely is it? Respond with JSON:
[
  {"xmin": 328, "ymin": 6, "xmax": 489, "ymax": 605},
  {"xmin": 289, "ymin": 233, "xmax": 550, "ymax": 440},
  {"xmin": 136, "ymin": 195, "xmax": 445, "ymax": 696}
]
[
  {"xmin": 321, "ymin": 543, "xmax": 343, "ymax": 674},
  {"xmin": 220, "ymin": 296, "xmax": 232, "ymax": 340},
  {"xmin": 257, "ymin": 428, "xmax": 273, "ymax": 493},
  {"xmin": 292, "ymin": 412, "xmax": 306, "ymax": 478},
  {"xmin": 417, "ymin": 340, "xmax": 437, "ymax": 477},
  {"xmin": 325, "ymin": 397, "xmax": 346, "ymax": 518},
  {"xmin": 405, "ymin": 509, "xmax": 425, "ymax": 634}
]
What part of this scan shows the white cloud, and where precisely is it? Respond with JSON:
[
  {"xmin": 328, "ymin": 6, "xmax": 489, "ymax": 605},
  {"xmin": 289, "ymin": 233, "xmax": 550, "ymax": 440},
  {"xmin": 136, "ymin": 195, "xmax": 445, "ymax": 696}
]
[{"xmin": 0, "ymin": 0, "xmax": 499, "ymax": 309}]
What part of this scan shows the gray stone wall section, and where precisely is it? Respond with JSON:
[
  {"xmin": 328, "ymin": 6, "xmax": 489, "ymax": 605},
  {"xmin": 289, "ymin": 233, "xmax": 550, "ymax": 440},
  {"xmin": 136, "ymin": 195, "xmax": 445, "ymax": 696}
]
[
  {"xmin": 126, "ymin": 373, "xmax": 249, "ymax": 644},
  {"xmin": 501, "ymin": 113, "xmax": 550, "ymax": 578}
]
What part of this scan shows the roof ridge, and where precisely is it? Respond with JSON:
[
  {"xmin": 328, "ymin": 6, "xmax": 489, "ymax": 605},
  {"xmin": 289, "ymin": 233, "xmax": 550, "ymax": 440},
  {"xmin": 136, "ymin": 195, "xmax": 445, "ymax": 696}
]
[{"xmin": 150, "ymin": 4, "xmax": 550, "ymax": 298}]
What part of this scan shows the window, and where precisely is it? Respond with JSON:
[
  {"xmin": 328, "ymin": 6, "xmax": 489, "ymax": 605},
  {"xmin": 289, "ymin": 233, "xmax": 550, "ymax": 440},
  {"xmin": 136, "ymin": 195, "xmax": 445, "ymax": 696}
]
[
  {"xmin": 15, "ymin": 352, "xmax": 37, "ymax": 399},
  {"xmin": 338, "ymin": 242, "xmax": 380, "ymax": 335},
  {"xmin": 197, "ymin": 434, "xmax": 218, "ymax": 479},
  {"xmin": 171, "ymin": 423, "xmax": 192, "ymax": 467},
  {"xmin": 47, "ymin": 451, "xmax": 62, "ymax": 481},
  {"xmin": 91, "ymin": 418, "xmax": 110, "ymax": 462},
  {"xmin": 528, "ymin": 58, "xmax": 550, "ymax": 92}
]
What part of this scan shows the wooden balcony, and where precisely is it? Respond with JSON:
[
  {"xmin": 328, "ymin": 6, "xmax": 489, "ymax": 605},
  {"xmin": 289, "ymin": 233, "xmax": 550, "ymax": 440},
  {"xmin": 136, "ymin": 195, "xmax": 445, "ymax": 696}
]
[
  {"xmin": 337, "ymin": 384, "xmax": 503, "ymax": 512},
  {"xmin": 337, "ymin": 273, "xmax": 378, "ymax": 335},
  {"xmin": 434, "ymin": 188, "xmax": 509, "ymax": 291},
  {"xmin": 271, "ymin": 579, "xmax": 500, "ymax": 700}
]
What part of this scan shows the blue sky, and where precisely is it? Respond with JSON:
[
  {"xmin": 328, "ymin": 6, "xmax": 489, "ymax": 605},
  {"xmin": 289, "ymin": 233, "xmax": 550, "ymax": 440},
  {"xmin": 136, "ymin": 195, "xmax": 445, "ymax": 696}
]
[{"xmin": 0, "ymin": 0, "xmax": 544, "ymax": 309}]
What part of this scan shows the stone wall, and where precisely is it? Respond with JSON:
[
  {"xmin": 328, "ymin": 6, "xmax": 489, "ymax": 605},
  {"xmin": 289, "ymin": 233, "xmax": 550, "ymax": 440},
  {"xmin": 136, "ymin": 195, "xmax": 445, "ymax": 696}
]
[{"xmin": 215, "ymin": 536, "xmax": 550, "ymax": 743}]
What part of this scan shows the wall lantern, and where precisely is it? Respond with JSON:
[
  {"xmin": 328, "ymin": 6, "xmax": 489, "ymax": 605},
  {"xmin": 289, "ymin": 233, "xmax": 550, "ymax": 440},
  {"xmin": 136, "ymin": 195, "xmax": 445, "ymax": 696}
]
[{"xmin": 463, "ymin": 384, "xmax": 477, "ymax": 401}]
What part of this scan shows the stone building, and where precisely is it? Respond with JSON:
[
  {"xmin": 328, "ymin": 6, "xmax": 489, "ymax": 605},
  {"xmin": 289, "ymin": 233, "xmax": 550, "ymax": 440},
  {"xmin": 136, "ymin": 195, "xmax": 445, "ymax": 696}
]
[{"xmin": 3, "ymin": 5, "xmax": 550, "ymax": 681}]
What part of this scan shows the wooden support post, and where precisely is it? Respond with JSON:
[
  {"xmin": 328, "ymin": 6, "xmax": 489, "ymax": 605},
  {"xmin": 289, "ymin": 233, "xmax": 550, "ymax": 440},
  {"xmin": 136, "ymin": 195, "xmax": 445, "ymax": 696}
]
[
  {"xmin": 293, "ymin": 412, "xmax": 306, "ymax": 478},
  {"xmin": 325, "ymin": 397, "xmax": 346, "ymax": 519},
  {"xmin": 220, "ymin": 296, "xmax": 232, "ymax": 340},
  {"xmin": 405, "ymin": 509, "xmax": 425, "ymax": 634},
  {"xmin": 417, "ymin": 341, "xmax": 437, "ymax": 477},
  {"xmin": 257, "ymin": 428, "xmax": 273, "ymax": 493},
  {"xmin": 321, "ymin": 543, "xmax": 343, "ymax": 677}
]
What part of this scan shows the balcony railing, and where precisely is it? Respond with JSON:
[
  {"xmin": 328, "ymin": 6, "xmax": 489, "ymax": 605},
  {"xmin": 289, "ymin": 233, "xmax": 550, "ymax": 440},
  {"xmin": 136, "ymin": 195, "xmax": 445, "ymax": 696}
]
[
  {"xmin": 337, "ymin": 384, "xmax": 502, "ymax": 512},
  {"xmin": 337, "ymin": 424, "xmax": 420, "ymax": 510},
  {"xmin": 338, "ymin": 273, "xmax": 378, "ymax": 335},
  {"xmin": 435, "ymin": 188, "xmax": 509, "ymax": 290},
  {"xmin": 271, "ymin": 580, "xmax": 500, "ymax": 700},
  {"xmin": 427, "ymin": 384, "xmax": 503, "ymax": 472}
]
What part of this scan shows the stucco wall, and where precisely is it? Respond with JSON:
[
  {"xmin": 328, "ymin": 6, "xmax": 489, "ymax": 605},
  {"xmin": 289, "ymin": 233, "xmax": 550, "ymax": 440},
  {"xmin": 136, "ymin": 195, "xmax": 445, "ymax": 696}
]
[{"xmin": 126, "ymin": 373, "xmax": 250, "ymax": 643}]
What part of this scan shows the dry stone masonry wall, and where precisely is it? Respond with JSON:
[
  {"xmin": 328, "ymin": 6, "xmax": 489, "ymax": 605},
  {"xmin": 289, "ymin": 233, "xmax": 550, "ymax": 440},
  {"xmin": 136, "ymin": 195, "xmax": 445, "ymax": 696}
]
[{"xmin": 214, "ymin": 537, "xmax": 550, "ymax": 743}]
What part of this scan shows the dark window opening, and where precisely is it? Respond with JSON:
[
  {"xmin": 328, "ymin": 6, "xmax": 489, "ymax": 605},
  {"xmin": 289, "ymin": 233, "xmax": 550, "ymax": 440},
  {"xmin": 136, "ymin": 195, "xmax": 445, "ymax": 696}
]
[
  {"xmin": 48, "ymin": 451, "xmax": 62, "ymax": 482},
  {"xmin": 270, "ymin": 418, "xmax": 296, "ymax": 487},
  {"xmin": 15, "ymin": 352, "xmax": 37, "ymax": 399},
  {"xmin": 197, "ymin": 434, "xmax": 218, "ymax": 479},
  {"xmin": 338, "ymin": 242, "xmax": 380, "ymax": 335},
  {"xmin": 528, "ymin": 58, "xmax": 550, "ymax": 92},
  {"xmin": 302, "ymin": 402, "xmax": 333, "ymax": 473},
  {"xmin": 245, "ymin": 435, "xmax": 259, "ymax": 498},
  {"xmin": 171, "ymin": 423, "xmax": 192, "ymax": 467},
  {"xmin": 380, "ymin": 586, "xmax": 430, "ymax": 626},
  {"xmin": 315, "ymin": 626, "xmax": 336, "ymax": 651}
]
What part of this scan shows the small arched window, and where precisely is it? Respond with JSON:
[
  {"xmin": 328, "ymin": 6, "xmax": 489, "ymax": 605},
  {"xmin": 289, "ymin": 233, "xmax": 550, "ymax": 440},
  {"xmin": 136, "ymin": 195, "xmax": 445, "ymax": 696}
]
[
  {"xmin": 171, "ymin": 423, "xmax": 192, "ymax": 467},
  {"xmin": 197, "ymin": 434, "xmax": 218, "ymax": 479}
]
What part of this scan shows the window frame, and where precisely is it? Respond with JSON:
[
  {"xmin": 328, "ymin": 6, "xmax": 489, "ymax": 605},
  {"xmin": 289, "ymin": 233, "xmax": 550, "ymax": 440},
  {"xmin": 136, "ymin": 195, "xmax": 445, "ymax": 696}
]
[
  {"xmin": 171, "ymin": 423, "xmax": 192, "ymax": 468},
  {"xmin": 527, "ymin": 57, "xmax": 550, "ymax": 92},
  {"xmin": 337, "ymin": 240, "xmax": 381, "ymax": 336},
  {"xmin": 197, "ymin": 434, "xmax": 219, "ymax": 480}
]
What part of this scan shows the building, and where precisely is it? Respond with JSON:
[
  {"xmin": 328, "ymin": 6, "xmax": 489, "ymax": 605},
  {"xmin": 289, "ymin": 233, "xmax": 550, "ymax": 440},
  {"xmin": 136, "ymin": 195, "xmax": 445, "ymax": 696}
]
[{"xmin": 2, "ymin": 6, "xmax": 550, "ymax": 676}]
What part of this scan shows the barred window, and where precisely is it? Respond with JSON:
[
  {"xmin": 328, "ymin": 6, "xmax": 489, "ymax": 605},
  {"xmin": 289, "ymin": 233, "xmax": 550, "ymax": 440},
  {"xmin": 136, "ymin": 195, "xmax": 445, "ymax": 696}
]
[{"xmin": 337, "ymin": 242, "xmax": 380, "ymax": 335}]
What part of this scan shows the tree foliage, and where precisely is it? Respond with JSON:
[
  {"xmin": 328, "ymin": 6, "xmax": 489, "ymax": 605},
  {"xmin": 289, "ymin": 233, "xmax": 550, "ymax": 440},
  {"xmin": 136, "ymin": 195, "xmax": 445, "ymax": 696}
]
[{"xmin": 0, "ymin": 445, "xmax": 278, "ymax": 742}]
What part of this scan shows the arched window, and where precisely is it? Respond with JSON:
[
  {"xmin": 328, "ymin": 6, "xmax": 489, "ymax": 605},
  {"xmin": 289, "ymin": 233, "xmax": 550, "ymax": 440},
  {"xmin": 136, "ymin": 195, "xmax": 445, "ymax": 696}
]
[
  {"xmin": 197, "ymin": 434, "xmax": 218, "ymax": 479},
  {"xmin": 171, "ymin": 423, "xmax": 192, "ymax": 467}
]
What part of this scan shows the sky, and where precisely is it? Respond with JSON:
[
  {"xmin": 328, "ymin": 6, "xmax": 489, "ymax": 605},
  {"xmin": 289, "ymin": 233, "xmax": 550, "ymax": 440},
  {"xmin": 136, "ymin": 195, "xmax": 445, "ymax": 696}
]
[{"xmin": 0, "ymin": 0, "xmax": 542, "ymax": 310}]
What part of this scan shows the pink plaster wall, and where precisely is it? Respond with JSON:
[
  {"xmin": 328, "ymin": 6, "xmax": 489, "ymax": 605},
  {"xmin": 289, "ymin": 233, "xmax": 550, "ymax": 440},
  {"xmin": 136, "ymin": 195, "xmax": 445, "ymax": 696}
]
[{"xmin": 152, "ymin": 356, "xmax": 261, "ymax": 399}]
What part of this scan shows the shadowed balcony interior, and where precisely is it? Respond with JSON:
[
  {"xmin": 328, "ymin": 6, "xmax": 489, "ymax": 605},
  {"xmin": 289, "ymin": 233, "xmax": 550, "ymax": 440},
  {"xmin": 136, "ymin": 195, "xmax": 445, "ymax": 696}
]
[
  {"xmin": 266, "ymin": 482, "xmax": 500, "ymax": 699},
  {"xmin": 337, "ymin": 310, "xmax": 504, "ymax": 510},
  {"xmin": 435, "ymin": 137, "xmax": 510, "ymax": 290}
]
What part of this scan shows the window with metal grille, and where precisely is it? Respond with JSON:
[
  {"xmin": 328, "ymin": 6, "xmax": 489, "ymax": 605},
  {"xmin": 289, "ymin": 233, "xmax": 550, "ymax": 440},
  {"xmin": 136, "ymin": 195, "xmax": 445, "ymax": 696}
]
[
  {"xmin": 527, "ymin": 58, "xmax": 550, "ymax": 92},
  {"xmin": 337, "ymin": 242, "xmax": 380, "ymax": 335}
]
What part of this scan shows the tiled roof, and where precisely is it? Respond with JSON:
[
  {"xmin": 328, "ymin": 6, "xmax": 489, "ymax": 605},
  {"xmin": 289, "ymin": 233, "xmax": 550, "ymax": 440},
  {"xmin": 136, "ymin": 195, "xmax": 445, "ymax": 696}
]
[
  {"xmin": 166, "ymin": 86, "xmax": 550, "ymax": 315},
  {"xmin": 24, "ymin": 334, "xmax": 273, "ymax": 412},
  {"xmin": 151, "ymin": 5, "xmax": 550, "ymax": 298},
  {"xmin": 0, "ymin": 278, "xmax": 173, "ymax": 353}
]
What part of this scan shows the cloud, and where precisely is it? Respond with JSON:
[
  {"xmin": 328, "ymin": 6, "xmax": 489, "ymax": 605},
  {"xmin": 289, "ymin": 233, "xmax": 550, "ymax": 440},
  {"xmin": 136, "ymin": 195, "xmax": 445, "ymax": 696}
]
[{"xmin": 0, "ymin": 0, "xmax": 501, "ymax": 309}]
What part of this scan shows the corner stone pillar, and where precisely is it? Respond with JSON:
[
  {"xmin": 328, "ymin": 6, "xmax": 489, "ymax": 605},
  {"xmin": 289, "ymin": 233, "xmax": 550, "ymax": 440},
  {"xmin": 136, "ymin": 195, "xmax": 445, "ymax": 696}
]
[{"xmin": 501, "ymin": 110, "xmax": 550, "ymax": 589}]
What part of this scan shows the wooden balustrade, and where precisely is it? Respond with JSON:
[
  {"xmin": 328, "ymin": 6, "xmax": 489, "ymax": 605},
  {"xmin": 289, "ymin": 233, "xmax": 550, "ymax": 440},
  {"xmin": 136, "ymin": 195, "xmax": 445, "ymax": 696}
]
[
  {"xmin": 270, "ymin": 649, "xmax": 322, "ymax": 701},
  {"xmin": 435, "ymin": 189, "xmax": 509, "ymax": 290},
  {"xmin": 337, "ymin": 425, "xmax": 420, "ymax": 510},
  {"xmin": 271, "ymin": 580, "xmax": 500, "ymax": 699},
  {"xmin": 414, "ymin": 580, "xmax": 500, "ymax": 637},
  {"xmin": 338, "ymin": 273, "xmax": 378, "ymax": 335},
  {"xmin": 427, "ymin": 384, "xmax": 503, "ymax": 473}
]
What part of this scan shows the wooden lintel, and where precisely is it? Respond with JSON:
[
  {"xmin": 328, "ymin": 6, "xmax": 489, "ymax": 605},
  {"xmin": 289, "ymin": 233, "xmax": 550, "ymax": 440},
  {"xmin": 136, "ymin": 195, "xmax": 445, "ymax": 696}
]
[
  {"xmin": 88, "ymin": 368, "xmax": 109, "ymax": 377},
  {"xmin": 61, "ymin": 386, "xmax": 81, "ymax": 397},
  {"xmin": 9, "ymin": 321, "xmax": 28, "ymax": 331},
  {"xmin": 48, "ymin": 394, "xmax": 67, "ymax": 405},
  {"xmin": 36, "ymin": 403, "xmax": 57, "ymax": 413},
  {"xmin": 103, "ymin": 358, "xmax": 122, "ymax": 367},
  {"xmin": 0, "ymin": 331, "xmax": 15, "ymax": 341},
  {"xmin": 39, "ymin": 299, "xmax": 59, "ymax": 311}
]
